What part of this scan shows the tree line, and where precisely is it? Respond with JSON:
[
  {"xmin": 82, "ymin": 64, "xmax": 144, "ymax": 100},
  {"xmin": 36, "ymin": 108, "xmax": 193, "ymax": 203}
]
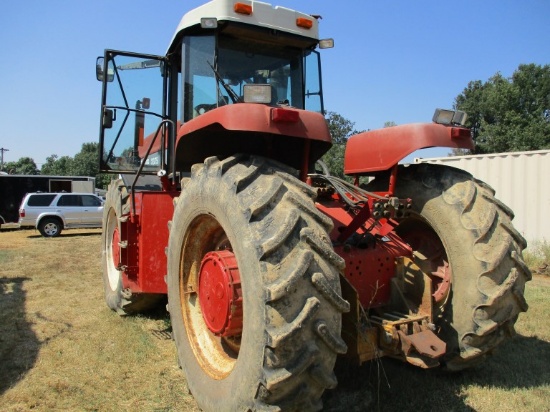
[{"xmin": 1, "ymin": 142, "xmax": 110, "ymax": 188}]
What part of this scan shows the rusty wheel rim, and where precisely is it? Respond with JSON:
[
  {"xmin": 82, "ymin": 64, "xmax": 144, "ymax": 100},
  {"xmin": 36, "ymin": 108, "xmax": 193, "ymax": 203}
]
[
  {"xmin": 398, "ymin": 218, "xmax": 452, "ymax": 315},
  {"xmin": 179, "ymin": 214, "xmax": 241, "ymax": 379}
]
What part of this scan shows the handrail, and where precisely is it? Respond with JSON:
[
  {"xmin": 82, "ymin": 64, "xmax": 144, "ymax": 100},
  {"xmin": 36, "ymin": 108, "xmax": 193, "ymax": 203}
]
[{"xmin": 130, "ymin": 119, "xmax": 175, "ymax": 216}]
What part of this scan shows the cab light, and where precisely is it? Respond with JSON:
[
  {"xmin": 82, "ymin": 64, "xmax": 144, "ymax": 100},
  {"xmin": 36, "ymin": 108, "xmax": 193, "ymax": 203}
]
[
  {"xmin": 433, "ymin": 108, "xmax": 468, "ymax": 126},
  {"xmin": 243, "ymin": 84, "xmax": 272, "ymax": 103},
  {"xmin": 234, "ymin": 2, "xmax": 252, "ymax": 15},
  {"xmin": 296, "ymin": 18, "xmax": 313, "ymax": 29},
  {"xmin": 201, "ymin": 18, "xmax": 218, "ymax": 29},
  {"xmin": 272, "ymin": 108, "xmax": 299, "ymax": 123}
]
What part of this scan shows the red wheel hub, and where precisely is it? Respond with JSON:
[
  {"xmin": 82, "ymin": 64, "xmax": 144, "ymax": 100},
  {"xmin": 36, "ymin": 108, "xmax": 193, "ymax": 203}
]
[
  {"xmin": 198, "ymin": 250, "xmax": 243, "ymax": 337},
  {"xmin": 112, "ymin": 226, "xmax": 120, "ymax": 268}
]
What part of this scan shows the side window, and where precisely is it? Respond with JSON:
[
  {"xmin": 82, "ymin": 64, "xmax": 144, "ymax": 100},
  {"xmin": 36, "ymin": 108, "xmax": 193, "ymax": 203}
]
[
  {"xmin": 28, "ymin": 194, "xmax": 56, "ymax": 206},
  {"xmin": 57, "ymin": 195, "xmax": 80, "ymax": 207},
  {"xmin": 182, "ymin": 35, "xmax": 216, "ymax": 121},
  {"xmin": 81, "ymin": 195, "xmax": 102, "ymax": 207},
  {"xmin": 304, "ymin": 50, "xmax": 323, "ymax": 113}
]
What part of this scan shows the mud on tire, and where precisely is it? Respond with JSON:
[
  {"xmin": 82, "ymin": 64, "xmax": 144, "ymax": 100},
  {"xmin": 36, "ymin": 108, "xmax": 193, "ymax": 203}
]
[
  {"xmin": 368, "ymin": 163, "xmax": 531, "ymax": 370},
  {"xmin": 102, "ymin": 179, "xmax": 162, "ymax": 315},
  {"xmin": 167, "ymin": 155, "xmax": 349, "ymax": 411}
]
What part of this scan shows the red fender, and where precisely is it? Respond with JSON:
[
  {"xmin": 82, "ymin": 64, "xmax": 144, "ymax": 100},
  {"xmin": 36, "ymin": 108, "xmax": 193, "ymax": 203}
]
[
  {"xmin": 344, "ymin": 123, "xmax": 474, "ymax": 174},
  {"xmin": 139, "ymin": 104, "xmax": 332, "ymax": 174}
]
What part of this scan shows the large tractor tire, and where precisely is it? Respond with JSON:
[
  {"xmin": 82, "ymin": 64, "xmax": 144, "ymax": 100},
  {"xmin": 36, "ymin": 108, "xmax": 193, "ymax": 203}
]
[
  {"xmin": 166, "ymin": 155, "xmax": 349, "ymax": 411},
  {"xmin": 367, "ymin": 163, "xmax": 530, "ymax": 370},
  {"xmin": 102, "ymin": 179, "xmax": 162, "ymax": 315}
]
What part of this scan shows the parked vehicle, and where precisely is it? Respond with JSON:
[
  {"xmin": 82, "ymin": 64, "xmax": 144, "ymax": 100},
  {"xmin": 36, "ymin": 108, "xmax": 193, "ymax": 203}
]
[
  {"xmin": 18, "ymin": 192, "xmax": 104, "ymax": 237},
  {"xmin": 0, "ymin": 174, "xmax": 95, "ymax": 227},
  {"xmin": 96, "ymin": 1, "xmax": 530, "ymax": 410}
]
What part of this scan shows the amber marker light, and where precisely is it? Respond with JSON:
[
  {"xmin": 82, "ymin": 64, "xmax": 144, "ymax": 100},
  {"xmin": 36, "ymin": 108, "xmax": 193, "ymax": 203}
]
[
  {"xmin": 296, "ymin": 17, "xmax": 313, "ymax": 29},
  {"xmin": 234, "ymin": 2, "xmax": 252, "ymax": 15}
]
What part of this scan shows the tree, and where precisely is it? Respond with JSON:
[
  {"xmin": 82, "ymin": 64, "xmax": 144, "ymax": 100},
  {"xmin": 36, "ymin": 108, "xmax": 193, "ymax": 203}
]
[
  {"xmin": 454, "ymin": 63, "xmax": 550, "ymax": 154},
  {"xmin": 2, "ymin": 157, "xmax": 40, "ymax": 175},
  {"xmin": 70, "ymin": 143, "xmax": 100, "ymax": 177},
  {"xmin": 40, "ymin": 142, "xmax": 111, "ymax": 189},
  {"xmin": 41, "ymin": 154, "xmax": 74, "ymax": 175},
  {"xmin": 321, "ymin": 111, "xmax": 365, "ymax": 178}
]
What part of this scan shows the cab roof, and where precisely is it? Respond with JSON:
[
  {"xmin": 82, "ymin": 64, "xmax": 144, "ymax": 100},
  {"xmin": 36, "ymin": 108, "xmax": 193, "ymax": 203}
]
[{"xmin": 167, "ymin": 0, "xmax": 320, "ymax": 53}]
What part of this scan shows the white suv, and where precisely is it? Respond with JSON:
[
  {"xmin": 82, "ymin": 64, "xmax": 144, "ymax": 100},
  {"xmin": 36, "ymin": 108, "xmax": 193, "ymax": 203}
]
[{"xmin": 19, "ymin": 192, "xmax": 104, "ymax": 237}]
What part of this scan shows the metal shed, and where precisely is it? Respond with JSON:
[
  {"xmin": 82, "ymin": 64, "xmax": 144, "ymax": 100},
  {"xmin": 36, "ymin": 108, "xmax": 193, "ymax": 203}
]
[{"xmin": 414, "ymin": 149, "xmax": 550, "ymax": 247}]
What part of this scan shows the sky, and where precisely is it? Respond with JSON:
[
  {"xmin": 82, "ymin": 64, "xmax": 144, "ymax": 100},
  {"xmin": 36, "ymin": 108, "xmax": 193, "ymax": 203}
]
[{"xmin": 1, "ymin": 0, "xmax": 549, "ymax": 168}]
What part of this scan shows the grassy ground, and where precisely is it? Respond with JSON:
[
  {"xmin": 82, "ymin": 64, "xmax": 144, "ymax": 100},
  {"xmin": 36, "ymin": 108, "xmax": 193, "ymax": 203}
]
[{"xmin": 0, "ymin": 229, "xmax": 548, "ymax": 411}]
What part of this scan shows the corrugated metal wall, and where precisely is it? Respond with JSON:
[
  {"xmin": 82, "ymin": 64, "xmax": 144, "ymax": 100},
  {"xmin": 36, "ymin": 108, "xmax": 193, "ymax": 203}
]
[{"xmin": 414, "ymin": 149, "xmax": 550, "ymax": 246}]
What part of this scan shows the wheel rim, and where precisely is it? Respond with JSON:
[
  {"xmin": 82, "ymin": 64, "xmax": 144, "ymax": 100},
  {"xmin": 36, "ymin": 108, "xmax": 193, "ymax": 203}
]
[
  {"xmin": 179, "ymin": 214, "xmax": 241, "ymax": 379},
  {"xmin": 397, "ymin": 217, "xmax": 452, "ymax": 314},
  {"xmin": 44, "ymin": 222, "xmax": 58, "ymax": 236},
  {"xmin": 105, "ymin": 209, "xmax": 120, "ymax": 291}
]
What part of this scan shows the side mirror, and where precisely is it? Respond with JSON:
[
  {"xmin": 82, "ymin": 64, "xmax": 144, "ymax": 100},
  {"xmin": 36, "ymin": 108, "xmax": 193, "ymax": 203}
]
[
  {"xmin": 103, "ymin": 108, "xmax": 114, "ymax": 129},
  {"xmin": 96, "ymin": 57, "xmax": 114, "ymax": 82}
]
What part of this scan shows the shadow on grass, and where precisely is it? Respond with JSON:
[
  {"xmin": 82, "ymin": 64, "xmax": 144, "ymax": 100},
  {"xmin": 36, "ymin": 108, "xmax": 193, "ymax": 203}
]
[
  {"xmin": 26, "ymin": 231, "xmax": 102, "ymax": 239},
  {"xmin": 323, "ymin": 334, "xmax": 550, "ymax": 411},
  {"xmin": 0, "ymin": 277, "xmax": 39, "ymax": 395}
]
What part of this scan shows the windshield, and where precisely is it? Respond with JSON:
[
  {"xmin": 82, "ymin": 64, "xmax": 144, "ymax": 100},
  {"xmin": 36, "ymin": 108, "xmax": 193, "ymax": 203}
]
[{"xmin": 182, "ymin": 33, "xmax": 322, "ymax": 121}]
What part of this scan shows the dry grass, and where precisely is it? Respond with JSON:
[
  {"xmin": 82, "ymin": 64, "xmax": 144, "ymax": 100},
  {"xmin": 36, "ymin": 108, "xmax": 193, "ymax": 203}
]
[
  {"xmin": 0, "ymin": 229, "xmax": 548, "ymax": 411},
  {"xmin": 0, "ymin": 229, "xmax": 198, "ymax": 411}
]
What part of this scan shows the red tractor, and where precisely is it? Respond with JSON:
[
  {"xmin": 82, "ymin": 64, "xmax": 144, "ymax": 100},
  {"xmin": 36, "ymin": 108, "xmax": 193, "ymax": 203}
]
[{"xmin": 96, "ymin": 1, "xmax": 530, "ymax": 410}]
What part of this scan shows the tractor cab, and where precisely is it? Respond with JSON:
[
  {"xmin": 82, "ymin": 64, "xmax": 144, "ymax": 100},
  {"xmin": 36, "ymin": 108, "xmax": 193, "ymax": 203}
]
[{"xmin": 96, "ymin": 0, "xmax": 333, "ymax": 177}]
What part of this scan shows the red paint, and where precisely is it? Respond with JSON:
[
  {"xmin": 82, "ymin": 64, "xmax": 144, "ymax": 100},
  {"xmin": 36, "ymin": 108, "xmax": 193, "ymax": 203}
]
[
  {"xmin": 199, "ymin": 250, "xmax": 243, "ymax": 337},
  {"xmin": 119, "ymin": 191, "xmax": 176, "ymax": 294},
  {"xmin": 112, "ymin": 225, "xmax": 120, "ymax": 269},
  {"xmin": 317, "ymin": 198, "xmax": 412, "ymax": 308},
  {"xmin": 271, "ymin": 107, "xmax": 300, "ymax": 123},
  {"xmin": 143, "ymin": 104, "xmax": 332, "ymax": 155},
  {"xmin": 344, "ymin": 123, "xmax": 474, "ymax": 174}
]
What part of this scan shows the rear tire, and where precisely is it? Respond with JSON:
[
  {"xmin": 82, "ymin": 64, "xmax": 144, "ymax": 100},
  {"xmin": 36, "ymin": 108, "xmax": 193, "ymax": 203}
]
[
  {"xmin": 366, "ymin": 164, "xmax": 530, "ymax": 370},
  {"xmin": 38, "ymin": 217, "xmax": 63, "ymax": 237},
  {"xmin": 167, "ymin": 155, "xmax": 349, "ymax": 411},
  {"xmin": 102, "ymin": 179, "xmax": 162, "ymax": 315}
]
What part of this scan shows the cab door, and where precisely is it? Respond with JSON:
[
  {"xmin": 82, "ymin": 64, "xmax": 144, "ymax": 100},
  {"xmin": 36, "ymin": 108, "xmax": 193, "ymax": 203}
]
[
  {"xmin": 79, "ymin": 195, "xmax": 103, "ymax": 226},
  {"xmin": 55, "ymin": 194, "xmax": 82, "ymax": 226},
  {"xmin": 96, "ymin": 50, "xmax": 170, "ymax": 175}
]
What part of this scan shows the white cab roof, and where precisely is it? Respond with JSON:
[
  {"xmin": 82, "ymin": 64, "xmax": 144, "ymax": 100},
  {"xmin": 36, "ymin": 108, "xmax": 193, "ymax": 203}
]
[{"xmin": 168, "ymin": 0, "xmax": 319, "ymax": 51}]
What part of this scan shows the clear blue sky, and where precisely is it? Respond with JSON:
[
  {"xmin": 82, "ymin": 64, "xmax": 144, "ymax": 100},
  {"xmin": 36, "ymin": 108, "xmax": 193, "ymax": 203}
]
[{"xmin": 1, "ymin": 0, "xmax": 549, "ymax": 167}]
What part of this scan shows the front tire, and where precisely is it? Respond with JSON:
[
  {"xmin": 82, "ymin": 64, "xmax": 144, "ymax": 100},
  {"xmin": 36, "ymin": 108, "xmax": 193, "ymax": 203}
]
[
  {"xmin": 367, "ymin": 164, "xmax": 531, "ymax": 370},
  {"xmin": 167, "ymin": 155, "xmax": 349, "ymax": 411}
]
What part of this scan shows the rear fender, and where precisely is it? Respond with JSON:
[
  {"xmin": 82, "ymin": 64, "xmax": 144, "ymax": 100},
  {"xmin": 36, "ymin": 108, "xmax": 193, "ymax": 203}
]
[
  {"xmin": 344, "ymin": 123, "xmax": 473, "ymax": 175},
  {"xmin": 171, "ymin": 104, "xmax": 333, "ymax": 172}
]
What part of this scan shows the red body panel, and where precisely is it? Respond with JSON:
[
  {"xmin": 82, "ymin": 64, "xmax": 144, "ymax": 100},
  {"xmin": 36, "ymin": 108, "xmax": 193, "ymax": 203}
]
[
  {"xmin": 178, "ymin": 104, "xmax": 331, "ymax": 143},
  {"xmin": 121, "ymin": 191, "xmax": 176, "ymax": 294},
  {"xmin": 144, "ymin": 104, "xmax": 332, "ymax": 156},
  {"xmin": 316, "ymin": 199, "xmax": 412, "ymax": 308},
  {"xmin": 344, "ymin": 123, "xmax": 474, "ymax": 174}
]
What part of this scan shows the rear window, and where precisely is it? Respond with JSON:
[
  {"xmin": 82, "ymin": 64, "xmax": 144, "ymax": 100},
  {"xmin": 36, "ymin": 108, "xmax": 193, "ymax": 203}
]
[
  {"xmin": 81, "ymin": 195, "xmax": 102, "ymax": 207},
  {"xmin": 27, "ymin": 194, "xmax": 56, "ymax": 206}
]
